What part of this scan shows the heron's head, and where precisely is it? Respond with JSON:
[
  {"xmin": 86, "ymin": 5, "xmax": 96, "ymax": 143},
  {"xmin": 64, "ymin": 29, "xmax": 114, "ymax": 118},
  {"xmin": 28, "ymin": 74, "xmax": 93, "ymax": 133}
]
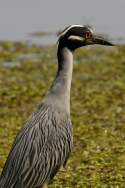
[{"xmin": 58, "ymin": 25, "xmax": 114, "ymax": 50}]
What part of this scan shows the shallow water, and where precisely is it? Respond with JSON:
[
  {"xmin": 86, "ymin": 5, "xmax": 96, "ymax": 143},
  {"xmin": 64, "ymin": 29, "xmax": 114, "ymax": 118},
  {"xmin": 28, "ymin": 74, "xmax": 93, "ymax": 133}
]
[
  {"xmin": 0, "ymin": 61, "xmax": 21, "ymax": 68},
  {"xmin": 0, "ymin": 34, "xmax": 57, "ymax": 45}
]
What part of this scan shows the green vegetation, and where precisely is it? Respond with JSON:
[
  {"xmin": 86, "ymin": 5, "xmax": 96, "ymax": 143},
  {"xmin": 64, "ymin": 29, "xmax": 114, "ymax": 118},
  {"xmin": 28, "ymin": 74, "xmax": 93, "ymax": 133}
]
[
  {"xmin": 0, "ymin": 41, "xmax": 125, "ymax": 187},
  {"xmin": 30, "ymin": 31, "xmax": 56, "ymax": 37}
]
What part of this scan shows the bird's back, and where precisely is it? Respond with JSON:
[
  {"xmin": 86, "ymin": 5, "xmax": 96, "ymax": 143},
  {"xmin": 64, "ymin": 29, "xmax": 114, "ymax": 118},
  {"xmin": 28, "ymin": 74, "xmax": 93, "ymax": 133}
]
[{"xmin": 0, "ymin": 103, "xmax": 73, "ymax": 188}]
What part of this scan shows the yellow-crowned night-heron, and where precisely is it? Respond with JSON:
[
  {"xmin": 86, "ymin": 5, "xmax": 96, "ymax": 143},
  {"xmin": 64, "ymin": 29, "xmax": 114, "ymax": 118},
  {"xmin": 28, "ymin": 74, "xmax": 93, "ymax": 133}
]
[{"xmin": 0, "ymin": 25, "xmax": 113, "ymax": 188}]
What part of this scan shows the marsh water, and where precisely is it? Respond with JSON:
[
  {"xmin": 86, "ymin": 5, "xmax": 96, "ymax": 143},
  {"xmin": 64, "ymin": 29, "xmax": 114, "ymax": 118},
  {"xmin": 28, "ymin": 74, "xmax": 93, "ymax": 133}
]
[{"xmin": 0, "ymin": 34, "xmax": 57, "ymax": 45}]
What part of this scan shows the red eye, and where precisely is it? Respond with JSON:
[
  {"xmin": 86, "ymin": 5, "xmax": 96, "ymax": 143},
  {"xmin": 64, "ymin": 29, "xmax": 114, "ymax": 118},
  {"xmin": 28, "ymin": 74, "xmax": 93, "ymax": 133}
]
[{"xmin": 85, "ymin": 32, "xmax": 92, "ymax": 39}]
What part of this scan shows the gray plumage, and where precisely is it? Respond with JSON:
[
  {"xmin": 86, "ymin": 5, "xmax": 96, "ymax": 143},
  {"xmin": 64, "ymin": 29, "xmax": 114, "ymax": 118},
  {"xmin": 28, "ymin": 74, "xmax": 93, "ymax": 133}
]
[
  {"xmin": 0, "ymin": 25, "xmax": 113, "ymax": 188},
  {"xmin": 0, "ymin": 104, "xmax": 72, "ymax": 188}
]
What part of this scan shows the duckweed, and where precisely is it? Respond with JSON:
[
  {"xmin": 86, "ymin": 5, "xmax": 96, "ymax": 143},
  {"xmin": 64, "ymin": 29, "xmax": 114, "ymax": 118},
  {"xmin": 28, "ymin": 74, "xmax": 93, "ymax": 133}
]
[{"xmin": 0, "ymin": 41, "xmax": 125, "ymax": 187}]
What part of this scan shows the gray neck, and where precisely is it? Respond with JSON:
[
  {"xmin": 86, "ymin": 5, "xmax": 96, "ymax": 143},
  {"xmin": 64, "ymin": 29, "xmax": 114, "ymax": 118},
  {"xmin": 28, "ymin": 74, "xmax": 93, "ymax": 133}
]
[{"xmin": 46, "ymin": 47, "xmax": 73, "ymax": 112}]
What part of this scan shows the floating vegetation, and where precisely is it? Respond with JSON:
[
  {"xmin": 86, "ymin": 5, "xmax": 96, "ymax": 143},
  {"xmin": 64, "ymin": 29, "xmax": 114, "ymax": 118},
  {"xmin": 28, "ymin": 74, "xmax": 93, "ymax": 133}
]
[
  {"xmin": 0, "ymin": 41, "xmax": 125, "ymax": 187},
  {"xmin": 29, "ymin": 31, "xmax": 56, "ymax": 37}
]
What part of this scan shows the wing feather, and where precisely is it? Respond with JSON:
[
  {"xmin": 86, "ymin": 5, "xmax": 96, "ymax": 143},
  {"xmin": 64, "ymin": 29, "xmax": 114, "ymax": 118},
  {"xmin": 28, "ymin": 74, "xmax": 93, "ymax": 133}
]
[{"xmin": 0, "ymin": 104, "xmax": 73, "ymax": 188}]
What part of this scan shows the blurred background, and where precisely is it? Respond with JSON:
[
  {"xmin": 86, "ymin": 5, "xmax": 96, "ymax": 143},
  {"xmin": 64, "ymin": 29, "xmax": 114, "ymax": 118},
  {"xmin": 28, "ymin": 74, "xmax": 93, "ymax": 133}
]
[
  {"xmin": 1, "ymin": 1, "xmax": 125, "ymax": 187},
  {"xmin": 0, "ymin": 0, "xmax": 125, "ymax": 43}
]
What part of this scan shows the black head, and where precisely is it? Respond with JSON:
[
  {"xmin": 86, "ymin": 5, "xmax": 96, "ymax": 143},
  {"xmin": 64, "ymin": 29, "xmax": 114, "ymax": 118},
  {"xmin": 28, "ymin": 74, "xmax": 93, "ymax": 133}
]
[{"xmin": 58, "ymin": 25, "xmax": 114, "ymax": 51}]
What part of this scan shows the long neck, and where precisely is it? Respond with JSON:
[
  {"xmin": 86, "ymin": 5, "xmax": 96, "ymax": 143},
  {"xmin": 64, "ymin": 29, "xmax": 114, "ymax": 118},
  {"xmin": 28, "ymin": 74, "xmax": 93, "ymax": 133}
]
[
  {"xmin": 47, "ymin": 46, "xmax": 73, "ymax": 112},
  {"xmin": 57, "ymin": 46, "xmax": 73, "ymax": 96}
]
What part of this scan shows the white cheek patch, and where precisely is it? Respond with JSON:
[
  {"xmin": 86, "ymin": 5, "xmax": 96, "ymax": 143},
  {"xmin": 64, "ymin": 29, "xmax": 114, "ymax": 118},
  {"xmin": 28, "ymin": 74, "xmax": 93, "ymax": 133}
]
[{"xmin": 68, "ymin": 35, "xmax": 84, "ymax": 41}]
